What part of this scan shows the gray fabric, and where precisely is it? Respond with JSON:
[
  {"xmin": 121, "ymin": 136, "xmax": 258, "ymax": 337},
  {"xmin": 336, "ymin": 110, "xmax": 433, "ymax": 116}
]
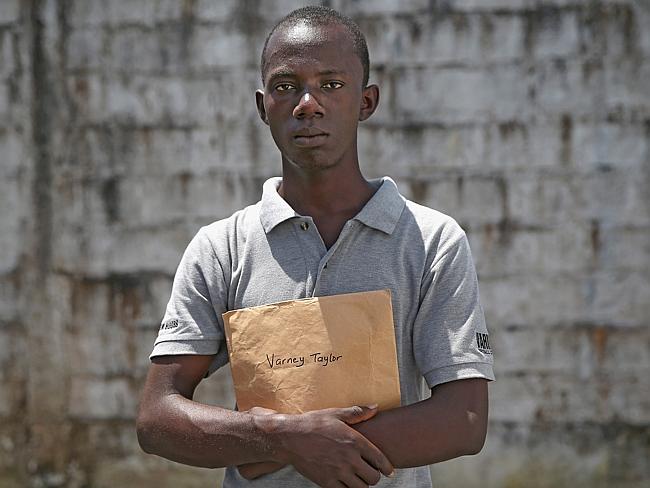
[{"xmin": 151, "ymin": 176, "xmax": 494, "ymax": 487}]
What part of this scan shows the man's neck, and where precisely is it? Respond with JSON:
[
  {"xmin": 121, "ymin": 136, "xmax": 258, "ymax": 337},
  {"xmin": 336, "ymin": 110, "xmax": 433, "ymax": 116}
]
[{"xmin": 278, "ymin": 161, "xmax": 377, "ymax": 218}]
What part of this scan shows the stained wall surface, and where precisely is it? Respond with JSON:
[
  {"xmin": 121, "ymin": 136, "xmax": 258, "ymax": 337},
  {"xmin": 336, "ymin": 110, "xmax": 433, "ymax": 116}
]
[{"xmin": 0, "ymin": 1, "xmax": 648, "ymax": 487}]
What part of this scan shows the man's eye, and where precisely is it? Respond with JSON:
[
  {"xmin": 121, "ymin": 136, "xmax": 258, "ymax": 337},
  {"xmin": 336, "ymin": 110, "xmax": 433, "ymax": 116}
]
[
  {"xmin": 275, "ymin": 83, "xmax": 295, "ymax": 92},
  {"xmin": 322, "ymin": 81, "xmax": 344, "ymax": 89}
]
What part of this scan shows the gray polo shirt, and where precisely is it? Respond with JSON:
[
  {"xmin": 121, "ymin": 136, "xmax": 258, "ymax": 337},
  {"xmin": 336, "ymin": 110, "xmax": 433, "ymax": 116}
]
[{"xmin": 151, "ymin": 176, "xmax": 494, "ymax": 487}]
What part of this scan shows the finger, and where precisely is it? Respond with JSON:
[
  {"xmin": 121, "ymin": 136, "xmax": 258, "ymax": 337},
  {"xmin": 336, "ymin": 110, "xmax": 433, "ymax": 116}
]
[
  {"xmin": 237, "ymin": 464, "xmax": 258, "ymax": 480},
  {"xmin": 353, "ymin": 457, "xmax": 381, "ymax": 486},
  {"xmin": 358, "ymin": 440, "xmax": 394, "ymax": 478},
  {"xmin": 339, "ymin": 473, "xmax": 369, "ymax": 488},
  {"xmin": 334, "ymin": 405, "xmax": 378, "ymax": 425},
  {"xmin": 248, "ymin": 406, "xmax": 277, "ymax": 415},
  {"xmin": 237, "ymin": 461, "xmax": 285, "ymax": 480}
]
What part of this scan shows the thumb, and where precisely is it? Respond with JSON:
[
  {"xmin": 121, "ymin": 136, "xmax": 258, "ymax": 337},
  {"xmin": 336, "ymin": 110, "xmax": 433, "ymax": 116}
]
[
  {"xmin": 248, "ymin": 406, "xmax": 277, "ymax": 416},
  {"xmin": 334, "ymin": 404, "xmax": 379, "ymax": 425}
]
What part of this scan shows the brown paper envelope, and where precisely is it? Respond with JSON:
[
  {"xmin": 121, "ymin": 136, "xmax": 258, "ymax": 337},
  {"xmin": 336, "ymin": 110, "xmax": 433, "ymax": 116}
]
[{"xmin": 223, "ymin": 289, "xmax": 401, "ymax": 414}]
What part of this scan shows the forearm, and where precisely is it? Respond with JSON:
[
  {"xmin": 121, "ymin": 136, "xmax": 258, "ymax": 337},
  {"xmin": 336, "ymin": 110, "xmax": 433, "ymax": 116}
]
[
  {"xmin": 354, "ymin": 378, "xmax": 488, "ymax": 468},
  {"xmin": 137, "ymin": 354, "xmax": 394, "ymax": 487},
  {"xmin": 137, "ymin": 394, "xmax": 277, "ymax": 469}
]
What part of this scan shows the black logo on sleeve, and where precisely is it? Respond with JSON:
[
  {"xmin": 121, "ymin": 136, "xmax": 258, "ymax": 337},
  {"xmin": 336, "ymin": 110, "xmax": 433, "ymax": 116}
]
[
  {"xmin": 160, "ymin": 319, "xmax": 179, "ymax": 331},
  {"xmin": 476, "ymin": 333, "xmax": 492, "ymax": 354}
]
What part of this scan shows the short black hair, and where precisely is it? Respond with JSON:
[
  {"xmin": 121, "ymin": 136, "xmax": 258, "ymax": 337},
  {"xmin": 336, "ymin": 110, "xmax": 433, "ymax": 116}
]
[{"xmin": 260, "ymin": 6, "xmax": 370, "ymax": 87}]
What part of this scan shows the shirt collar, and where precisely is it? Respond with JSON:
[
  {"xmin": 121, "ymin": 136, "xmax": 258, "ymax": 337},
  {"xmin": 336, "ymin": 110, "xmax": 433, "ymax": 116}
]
[
  {"xmin": 259, "ymin": 177, "xmax": 300, "ymax": 233},
  {"xmin": 353, "ymin": 176, "xmax": 405, "ymax": 234},
  {"xmin": 259, "ymin": 176, "xmax": 406, "ymax": 235}
]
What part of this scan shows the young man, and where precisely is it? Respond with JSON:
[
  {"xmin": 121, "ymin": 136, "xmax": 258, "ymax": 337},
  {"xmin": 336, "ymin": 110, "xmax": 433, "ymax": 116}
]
[{"xmin": 137, "ymin": 6, "xmax": 494, "ymax": 487}]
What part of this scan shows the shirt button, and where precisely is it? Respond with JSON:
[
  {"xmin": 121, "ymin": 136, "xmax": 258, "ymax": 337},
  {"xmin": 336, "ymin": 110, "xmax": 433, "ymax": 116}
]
[{"xmin": 300, "ymin": 221, "xmax": 310, "ymax": 231}]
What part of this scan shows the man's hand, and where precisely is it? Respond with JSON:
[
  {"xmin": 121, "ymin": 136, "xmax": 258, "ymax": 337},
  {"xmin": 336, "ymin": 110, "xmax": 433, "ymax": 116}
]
[
  {"xmin": 237, "ymin": 407, "xmax": 393, "ymax": 486},
  {"xmin": 258, "ymin": 404, "xmax": 393, "ymax": 487}
]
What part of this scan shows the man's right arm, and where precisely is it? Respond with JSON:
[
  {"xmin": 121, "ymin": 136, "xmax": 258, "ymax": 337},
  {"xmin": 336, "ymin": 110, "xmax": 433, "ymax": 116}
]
[{"xmin": 136, "ymin": 355, "xmax": 394, "ymax": 487}]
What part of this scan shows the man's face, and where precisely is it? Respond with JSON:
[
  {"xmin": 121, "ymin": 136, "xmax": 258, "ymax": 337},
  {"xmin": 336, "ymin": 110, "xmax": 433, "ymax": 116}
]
[{"xmin": 257, "ymin": 22, "xmax": 376, "ymax": 172}]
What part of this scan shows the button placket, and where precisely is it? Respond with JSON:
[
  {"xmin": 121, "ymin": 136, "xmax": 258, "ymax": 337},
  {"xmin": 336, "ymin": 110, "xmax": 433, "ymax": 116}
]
[
  {"xmin": 293, "ymin": 217, "xmax": 324, "ymax": 297},
  {"xmin": 313, "ymin": 228, "xmax": 350, "ymax": 295}
]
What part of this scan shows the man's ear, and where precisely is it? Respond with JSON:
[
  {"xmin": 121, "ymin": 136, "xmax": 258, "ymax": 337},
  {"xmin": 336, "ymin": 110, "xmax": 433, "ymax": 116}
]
[
  {"xmin": 255, "ymin": 89, "xmax": 269, "ymax": 125},
  {"xmin": 359, "ymin": 84, "xmax": 379, "ymax": 122}
]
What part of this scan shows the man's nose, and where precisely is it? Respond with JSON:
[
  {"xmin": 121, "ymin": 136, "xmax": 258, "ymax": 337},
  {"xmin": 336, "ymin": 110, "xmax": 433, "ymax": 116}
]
[{"xmin": 293, "ymin": 92, "xmax": 323, "ymax": 119}]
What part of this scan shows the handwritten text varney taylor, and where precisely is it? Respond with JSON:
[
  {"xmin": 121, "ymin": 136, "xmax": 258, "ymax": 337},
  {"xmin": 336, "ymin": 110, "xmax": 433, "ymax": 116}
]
[{"xmin": 265, "ymin": 352, "xmax": 343, "ymax": 369}]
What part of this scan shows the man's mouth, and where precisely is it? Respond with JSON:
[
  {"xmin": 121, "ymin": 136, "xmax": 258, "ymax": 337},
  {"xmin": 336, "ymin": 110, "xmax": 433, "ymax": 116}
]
[{"xmin": 292, "ymin": 129, "xmax": 329, "ymax": 147}]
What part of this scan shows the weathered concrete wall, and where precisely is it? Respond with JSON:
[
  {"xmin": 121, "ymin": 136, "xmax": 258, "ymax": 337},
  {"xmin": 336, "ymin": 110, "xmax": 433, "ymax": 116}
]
[{"xmin": 0, "ymin": 0, "xmax": 648, "ymax": 486}]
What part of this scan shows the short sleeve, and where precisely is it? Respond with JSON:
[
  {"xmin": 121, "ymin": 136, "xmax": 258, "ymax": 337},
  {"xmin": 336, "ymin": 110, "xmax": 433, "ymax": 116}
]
[
  {"xmin": 413, "ymin": 225, "xmax": 495, "ymax": 388},
  {"xmin": 150, "ymin": 227, "xmax": 230, "ymax": 376}
]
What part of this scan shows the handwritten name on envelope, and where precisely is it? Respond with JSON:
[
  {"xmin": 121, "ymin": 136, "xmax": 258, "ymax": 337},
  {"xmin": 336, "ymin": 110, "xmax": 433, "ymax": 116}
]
[{"xmin": 223, "ymin": 289, "xmax": 401, "ymax": 415}]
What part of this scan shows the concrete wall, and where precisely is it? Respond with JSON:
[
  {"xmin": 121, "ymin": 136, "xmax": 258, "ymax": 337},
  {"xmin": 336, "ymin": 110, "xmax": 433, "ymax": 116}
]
[{"xmin": 0, "ymin": 0, "xmax": 648, "ymax": 486}]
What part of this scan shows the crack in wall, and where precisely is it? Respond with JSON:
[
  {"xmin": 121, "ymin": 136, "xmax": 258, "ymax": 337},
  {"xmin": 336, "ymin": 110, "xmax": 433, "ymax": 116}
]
[{"xmin": 30, "ymin": 0, "xmax": 52, "ymax": 275}]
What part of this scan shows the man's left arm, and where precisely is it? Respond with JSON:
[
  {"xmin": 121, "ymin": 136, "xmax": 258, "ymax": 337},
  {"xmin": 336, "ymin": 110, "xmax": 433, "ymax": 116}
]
[
  {"xmin": 238, "ymin": 378, "xmax": 487, "ymax": 479},
  {"xmin": 353, "ymin": 378, "xmax": 488, "ymax": 468},
  {"xmin": 356, "ymin": 222, "xmax": 492, "ymax": 467}
]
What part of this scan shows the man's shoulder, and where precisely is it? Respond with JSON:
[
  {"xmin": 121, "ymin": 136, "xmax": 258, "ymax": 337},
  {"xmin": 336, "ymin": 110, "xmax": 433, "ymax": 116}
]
[
  {"xmin": 188, "ymin": 201, "xmax": 263, "ymax": 259},
  {"xmin": 200, "ymin": 201, "xmax": 262, "ymax": 237},
  {"xmin": 400, "ymin": 197, "xmax": 467, "ymax": 244}
]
